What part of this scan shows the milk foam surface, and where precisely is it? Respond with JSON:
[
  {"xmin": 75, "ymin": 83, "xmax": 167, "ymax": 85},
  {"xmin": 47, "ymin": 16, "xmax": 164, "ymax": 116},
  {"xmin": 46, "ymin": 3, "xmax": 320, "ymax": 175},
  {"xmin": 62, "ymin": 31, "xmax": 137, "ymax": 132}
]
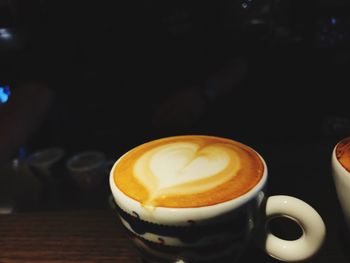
[{"xmin": 114, "ymin": 136, "xmax": 264, "ymax": 208}]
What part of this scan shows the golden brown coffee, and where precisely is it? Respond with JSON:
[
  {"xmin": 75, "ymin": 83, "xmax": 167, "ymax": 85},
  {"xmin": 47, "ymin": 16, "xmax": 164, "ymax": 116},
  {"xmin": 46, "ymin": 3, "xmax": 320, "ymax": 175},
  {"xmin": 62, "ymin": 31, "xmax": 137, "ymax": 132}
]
[
  {"xmin": 336, "ymin": 137, "xmax": 350, "ymax": 173},
  {"xmin": 114, "ymin": 135, "xmax": 264, "ymax": 208}
]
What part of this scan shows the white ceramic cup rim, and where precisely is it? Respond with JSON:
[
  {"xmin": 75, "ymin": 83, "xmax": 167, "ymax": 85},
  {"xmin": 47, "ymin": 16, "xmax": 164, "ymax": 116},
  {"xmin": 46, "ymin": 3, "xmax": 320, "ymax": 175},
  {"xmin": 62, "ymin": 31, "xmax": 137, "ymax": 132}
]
[{"xmin": 109, "ymin": 140, "xmax": 268, "ymax": 224}]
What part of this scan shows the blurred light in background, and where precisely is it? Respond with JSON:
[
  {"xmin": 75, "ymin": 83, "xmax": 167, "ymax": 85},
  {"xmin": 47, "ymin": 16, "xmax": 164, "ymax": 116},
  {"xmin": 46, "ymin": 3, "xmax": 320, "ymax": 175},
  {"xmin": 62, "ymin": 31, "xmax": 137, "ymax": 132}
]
[
  {"xmin": 0, "ymin": 85, "xmax": 11, "ymax": 104},
  {"xmin": 0, "ymin": 28, "xmax": 12, "ymax": 40},
  {"xmin": 331, "ymin": 17, "xmax": 337, "ymax": 25}
]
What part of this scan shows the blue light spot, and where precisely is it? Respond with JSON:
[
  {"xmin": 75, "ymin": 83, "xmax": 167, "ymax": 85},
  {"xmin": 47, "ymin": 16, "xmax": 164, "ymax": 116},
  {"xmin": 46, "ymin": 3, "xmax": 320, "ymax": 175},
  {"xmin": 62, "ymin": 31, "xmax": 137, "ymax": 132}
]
[
  {"xmin": 0, "ymin": 85, "xmax": 11, "ymax": 104},
  {"xmin": 0, "ymin": 28, "xmax": 12, "ymax": 40},
  {"xmin": 331, "ymin": 17, "xmax": 337, "ymax": 25}
]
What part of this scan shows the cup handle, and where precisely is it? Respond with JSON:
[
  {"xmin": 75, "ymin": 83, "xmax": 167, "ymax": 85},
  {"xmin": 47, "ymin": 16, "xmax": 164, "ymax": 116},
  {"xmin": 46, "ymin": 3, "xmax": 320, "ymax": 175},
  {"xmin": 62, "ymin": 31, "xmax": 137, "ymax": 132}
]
[{"xmin": 263, "ymin": 195, "xmax": 326, "ymax": 262}]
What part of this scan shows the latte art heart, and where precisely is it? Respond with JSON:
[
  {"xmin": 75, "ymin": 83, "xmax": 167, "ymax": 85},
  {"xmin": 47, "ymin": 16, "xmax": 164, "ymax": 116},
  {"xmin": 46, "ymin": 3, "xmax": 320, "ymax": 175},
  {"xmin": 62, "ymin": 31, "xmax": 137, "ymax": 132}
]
[
  {"xmin": 114, "ymin": 136, "xmax": 264, "ymax": 208},
  {"xmin": 134, "ymin": 142, "xmax": 240, "ymax": 203}
]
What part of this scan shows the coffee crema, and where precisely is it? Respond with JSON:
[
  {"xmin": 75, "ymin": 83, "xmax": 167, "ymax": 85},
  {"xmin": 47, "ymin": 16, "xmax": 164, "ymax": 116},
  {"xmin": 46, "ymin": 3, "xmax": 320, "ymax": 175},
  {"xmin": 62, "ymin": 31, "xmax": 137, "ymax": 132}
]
[
  {"xmin": 336, "ymin": 137, "xmax": 350, "ymax": 173},
  {"xmin": 114, "ymin": 135, "xmax": 264, "ymax": 208}
]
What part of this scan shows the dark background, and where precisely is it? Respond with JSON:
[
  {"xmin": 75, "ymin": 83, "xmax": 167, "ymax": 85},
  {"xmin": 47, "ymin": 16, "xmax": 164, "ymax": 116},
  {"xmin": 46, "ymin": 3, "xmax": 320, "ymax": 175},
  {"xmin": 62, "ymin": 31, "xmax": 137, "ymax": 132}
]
[{"xmin": 1, "ymin": 0, "xmax": 350, "ymax": 155}]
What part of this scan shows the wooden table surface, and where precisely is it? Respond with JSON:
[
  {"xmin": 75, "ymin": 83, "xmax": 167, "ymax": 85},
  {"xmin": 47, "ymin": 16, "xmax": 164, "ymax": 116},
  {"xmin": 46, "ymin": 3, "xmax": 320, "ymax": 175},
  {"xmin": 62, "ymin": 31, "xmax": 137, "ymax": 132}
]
[
  {"xmin": 0, "ymin": 210, "xmax": 138, "ymax": 263},
  {"xmin": 1, "ymin": 138, "xmax": 350, "ymax": 262},
  {"xmin": 0, "ymin": 206, "xmax": 348, "ymax": 263}
]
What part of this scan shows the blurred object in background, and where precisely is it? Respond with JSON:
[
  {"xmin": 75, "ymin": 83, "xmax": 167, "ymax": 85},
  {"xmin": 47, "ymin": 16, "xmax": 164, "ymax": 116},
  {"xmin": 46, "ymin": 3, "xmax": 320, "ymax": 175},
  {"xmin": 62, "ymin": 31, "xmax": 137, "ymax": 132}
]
[
  {"xmin": 0, "ymin": 27, "xmax": 27, "ymax": 51},
  {"xmin": 66, "ymin": 151, "xmax": 111, "ymax": 191},
  {"xmin": 0, "ymin": 82, "xmax": 55, "ymax": 164},
  {"xmin": 0, "ymin": 0, "xmax": 29, "ymax": 51},
  {"xmin": 220, "ymin": 0, "xmax": 273, "ymax": 45},
  {"xmin": 26, "ymin": 147, "xmax": 66, "ymax": 187},
  {"xmin": 26, "ymin": 147, "xmax": 67, "ymax": 209},
  {"xmin": 0, "ymin": 160, "xmax": 17, "ymax": 214},
  {"xmin": 0, "ymin": 147, "xmax": 42, "ymax": 214},
  {"xmin": 316, "ymin": 15, "xmax": 350, "ymax": 49},
  {"xmin": 316, "ymin": 0, "xmax": 350, "ymax": 49},
  {"xmin": 314, "ymin": 0, "xmax": 350, "ymax": 140}
]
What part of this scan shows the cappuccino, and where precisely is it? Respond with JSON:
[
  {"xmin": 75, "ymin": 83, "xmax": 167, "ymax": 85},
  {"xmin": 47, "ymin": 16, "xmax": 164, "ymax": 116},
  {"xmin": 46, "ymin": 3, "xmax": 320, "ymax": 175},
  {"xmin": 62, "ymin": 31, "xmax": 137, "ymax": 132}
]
[
  {"xmin": 113, "ymin": 135, "xmax": 264, "ymax": 208},
  {"xmin": 336, "ymin": 136, "xmax": 350, "ymax": 172}
]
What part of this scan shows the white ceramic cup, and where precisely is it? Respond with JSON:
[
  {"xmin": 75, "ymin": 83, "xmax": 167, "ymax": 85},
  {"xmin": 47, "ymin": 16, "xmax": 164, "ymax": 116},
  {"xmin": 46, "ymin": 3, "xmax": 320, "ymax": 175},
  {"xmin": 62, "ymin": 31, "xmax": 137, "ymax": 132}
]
[
  {"xmin": 110, "ymin": 138, "xmax": 326, "ymax": 263},
  {"xmin": 332, "ymin": 137, "xmax": 350, "ymax": 230}
]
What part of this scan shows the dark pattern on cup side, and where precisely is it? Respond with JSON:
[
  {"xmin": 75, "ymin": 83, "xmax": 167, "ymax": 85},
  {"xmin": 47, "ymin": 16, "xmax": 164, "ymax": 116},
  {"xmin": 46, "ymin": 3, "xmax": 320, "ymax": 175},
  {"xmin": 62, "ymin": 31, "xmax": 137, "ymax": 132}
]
[{"xmin": 115, "ymin": 204, "xmax": 251, "ymax": 244}]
